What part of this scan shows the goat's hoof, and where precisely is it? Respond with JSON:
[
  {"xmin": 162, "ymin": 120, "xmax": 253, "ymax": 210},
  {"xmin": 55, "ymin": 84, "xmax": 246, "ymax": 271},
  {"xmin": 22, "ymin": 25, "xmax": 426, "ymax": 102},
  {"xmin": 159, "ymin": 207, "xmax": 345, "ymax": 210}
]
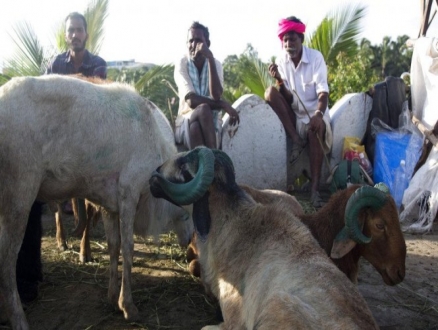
[
  {"xmin": 58, "ymin": 243, "xmax": 68, "ymax": 252},
  {"xmin": 79, "ymin": 254, "xmax": 93, "ymax": 264},
  {"xmin": 188, "ymin": 259, "xmax": 201, "ymax": 278},
  {"xmin": 186, "ymin": 246, "xmax": 197, "ymax": 262},
  {"xmin": 121, "ymin": 304, "xmax": 139, "ymax": 322}
]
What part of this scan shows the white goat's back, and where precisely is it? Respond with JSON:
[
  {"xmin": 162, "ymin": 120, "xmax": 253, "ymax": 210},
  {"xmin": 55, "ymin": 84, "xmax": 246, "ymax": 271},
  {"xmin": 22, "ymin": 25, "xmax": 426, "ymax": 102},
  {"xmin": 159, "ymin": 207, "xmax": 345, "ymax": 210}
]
[{"xmin": 0, "ymin": 75, "xmax": 175, "ymax": 206}]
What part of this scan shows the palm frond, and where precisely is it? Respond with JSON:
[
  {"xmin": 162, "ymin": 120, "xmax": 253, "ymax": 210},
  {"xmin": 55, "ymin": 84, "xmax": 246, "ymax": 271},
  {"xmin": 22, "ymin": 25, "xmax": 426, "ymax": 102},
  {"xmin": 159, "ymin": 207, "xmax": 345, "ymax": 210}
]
[
  {"xmin": 134, "ymin": 64, "xmax": 174, "ymax": 92},
  {"xmin": 222, "ymin": 86, "xmax": 247, "ymax": 104},
  {"xmin": 54, "ymin": 21, "xmax": 67, "ymax": 53},
  {"xmin": 240, "ymin": 54, "xmax": 274, "ymax": 98},
  {"xmin": 0, "ymin": 74, "xmax": 11, "ymax": 87},
  {"xmin": 84, "ymin": 0, "xmax": 109, "ymax": 55},
  {"xmin": 4, "ymin": 22, "xmax": 51, "ymax": 76},
  {"xmin": 307, "ymin": 3, "xmax": 367, "ymax": 66}
]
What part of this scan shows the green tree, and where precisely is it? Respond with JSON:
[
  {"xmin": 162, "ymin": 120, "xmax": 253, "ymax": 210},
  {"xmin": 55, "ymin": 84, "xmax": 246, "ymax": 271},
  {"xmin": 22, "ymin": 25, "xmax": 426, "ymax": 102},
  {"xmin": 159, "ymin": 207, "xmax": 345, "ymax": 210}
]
[
  {"xmin": 2, "ymin": 0, "xmax": 108, "ymax": 79},
  {"xmin": 328, "ymin": 52, "xmax": 379, "ymax": 106},
  {"xmin": 307, "ymin": 3, "xmax": 366, "ymax": 67},
  {"xmin": 368, "ymin": 35, "xmax": 413, "ymax": 79},
  {"xmin": 3, "ymin": 21, "xmax": 53, "ymax": 77},
  {"xmin": 134, "ymin": 64, "xmax": 179, "ymax": 128},
  {"xmin": 222, "ymin": 44, "xmax": 272, "ymax": 104}
]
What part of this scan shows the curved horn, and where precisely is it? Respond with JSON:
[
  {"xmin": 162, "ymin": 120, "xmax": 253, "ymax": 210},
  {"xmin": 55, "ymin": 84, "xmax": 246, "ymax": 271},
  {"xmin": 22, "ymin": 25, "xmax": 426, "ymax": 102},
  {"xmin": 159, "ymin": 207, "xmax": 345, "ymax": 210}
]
[
  {"xmin": 151, "ymin": 148, "xmax": 215, "ymax": 205},
  {"xmin": 344, "ymin": 185, "xmax": 388, "ymax": 244},
  {"xmin": 374, "ymin": 182, "xmax": 390, "ymax": 194}
]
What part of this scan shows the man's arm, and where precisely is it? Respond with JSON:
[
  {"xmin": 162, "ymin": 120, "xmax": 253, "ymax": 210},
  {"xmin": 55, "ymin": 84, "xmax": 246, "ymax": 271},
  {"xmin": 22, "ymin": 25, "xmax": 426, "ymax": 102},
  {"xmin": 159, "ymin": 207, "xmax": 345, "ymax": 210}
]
[
  {"xmin": 93, "ymin": 65, "xmax": 107, "ymax": 79},
  {"xmin": 268, "ymin": 63, "xmax": 294, "ymax": 104},
  {"xmin": 309, "ymin": 91, "xmax": 329, "ymax": 132},
  {"xmin": 92, "ymin": 56, "xmax": 107, "ymax": 79},
  {"xmin": 316, "ymin": 91, "xmax": 328, "ymax": 114},
  {"xmin": 193, "ymin": 42, "xmax": 223, "ymax": 100},
  {"xmin": 185, "ymin": 93, "xmax": 223, "ymax": 110},
  {"xmin": 206, "ymin": 56, "xmax": 223, "ymax": 100}
]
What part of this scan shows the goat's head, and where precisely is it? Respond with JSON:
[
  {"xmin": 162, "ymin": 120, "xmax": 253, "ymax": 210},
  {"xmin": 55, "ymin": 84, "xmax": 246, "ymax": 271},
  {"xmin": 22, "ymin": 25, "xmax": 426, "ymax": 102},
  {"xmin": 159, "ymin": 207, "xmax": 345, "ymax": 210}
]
[
  {"xmin": 149, "ymin": 147, "xmax": 239, "ymax": 240},
  {"xmin": 331, "ymin": 184, "xmax": 406, "ymax": 285}
]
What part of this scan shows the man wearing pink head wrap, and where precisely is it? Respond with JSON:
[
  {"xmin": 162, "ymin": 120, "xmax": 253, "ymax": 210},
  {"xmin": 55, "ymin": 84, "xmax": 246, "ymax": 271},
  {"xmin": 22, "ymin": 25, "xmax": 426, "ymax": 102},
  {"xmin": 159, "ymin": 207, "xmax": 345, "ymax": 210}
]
[{"xmin": 265, "ymin": 16, "xmax": 332, "ymax": 208}]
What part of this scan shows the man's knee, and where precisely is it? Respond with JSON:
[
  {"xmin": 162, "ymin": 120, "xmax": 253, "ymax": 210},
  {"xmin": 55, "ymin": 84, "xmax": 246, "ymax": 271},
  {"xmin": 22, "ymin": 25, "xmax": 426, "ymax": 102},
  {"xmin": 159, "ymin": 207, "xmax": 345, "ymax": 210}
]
[
  {"xmin": 264, "ymin": 86, "xmax": 278, "ymax": 101},
  {"xmin": 196, "ymin": 103, "xmax": 212, "ymax": 113},
  {"xmin": 189, "ymin": 120, "xmax": 201, "ymax": 134}
]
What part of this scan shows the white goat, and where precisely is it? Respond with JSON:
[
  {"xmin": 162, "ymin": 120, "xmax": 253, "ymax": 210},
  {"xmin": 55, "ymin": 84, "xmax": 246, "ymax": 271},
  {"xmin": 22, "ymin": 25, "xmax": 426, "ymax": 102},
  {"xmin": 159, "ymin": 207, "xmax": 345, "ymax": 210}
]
[
  {"xmin": 0, "ymin": 75, "xmax": 191, "ymax": 330},
  {"xmin": 150, "ymin": 147, "xmax": 379, "ymax": 329}
]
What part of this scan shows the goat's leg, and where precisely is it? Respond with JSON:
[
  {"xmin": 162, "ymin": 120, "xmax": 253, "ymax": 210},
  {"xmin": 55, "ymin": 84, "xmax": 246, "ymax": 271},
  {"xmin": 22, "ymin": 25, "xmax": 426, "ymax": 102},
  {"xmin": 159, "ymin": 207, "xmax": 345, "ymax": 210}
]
[
  {"xmin": 102, "ymin": 212, "xmax": 120, "ymax": 310},
  {"xmin": 55, "ymin": 203, "xmax": 68, "ymax": 251},
  {"xmin": 71, "ymin": 198, "xmax": 87, "ymax": 237},
  {"xmin": 0, "ymin": 211, "xmax": 31, "ymax": 330},
  {"xmin": 118, "ymin": 198, "xmax": 138, "ymax": 321},
  {"xmin": 79, "ymin": 202, "xmax": 96, "ymax": 263}
]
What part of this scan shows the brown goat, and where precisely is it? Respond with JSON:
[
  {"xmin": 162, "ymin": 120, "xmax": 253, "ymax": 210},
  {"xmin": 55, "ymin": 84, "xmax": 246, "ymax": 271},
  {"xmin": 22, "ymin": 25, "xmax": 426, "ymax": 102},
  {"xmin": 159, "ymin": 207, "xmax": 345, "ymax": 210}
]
[
  {"xmin": 52, "ymin": 199, "xmax": 102, "ymax": 263},
  {"xmin": 301, "ymin": 184, "xmax": 406, "ymax": 285},
  {"xmin": 187, "ymin": 184, "xmax": 406, "ymax": 286},
  {"xmin": 151, "ymin": 147, "xmax": 379, "ymax": 329}
]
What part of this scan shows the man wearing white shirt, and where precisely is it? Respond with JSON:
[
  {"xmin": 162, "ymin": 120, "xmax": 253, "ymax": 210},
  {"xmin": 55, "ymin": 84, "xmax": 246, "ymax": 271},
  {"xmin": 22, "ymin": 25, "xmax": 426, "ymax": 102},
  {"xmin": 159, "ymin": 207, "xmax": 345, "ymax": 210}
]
[
  {"xmin": 174, "ymin": 21, "xmax": 239, "ymax": 150},
  {"xmin": 265, "ymin": 16, "xmax": 332, "ymax": 208}
]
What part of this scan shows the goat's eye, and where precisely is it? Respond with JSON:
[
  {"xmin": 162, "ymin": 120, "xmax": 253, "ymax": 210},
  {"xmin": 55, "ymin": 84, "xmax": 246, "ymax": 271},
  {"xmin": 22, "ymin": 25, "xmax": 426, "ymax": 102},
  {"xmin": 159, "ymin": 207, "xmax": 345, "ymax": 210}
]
[{"xmin": 376, "ymin": 223, "xmax": 385, "ymax": 230}]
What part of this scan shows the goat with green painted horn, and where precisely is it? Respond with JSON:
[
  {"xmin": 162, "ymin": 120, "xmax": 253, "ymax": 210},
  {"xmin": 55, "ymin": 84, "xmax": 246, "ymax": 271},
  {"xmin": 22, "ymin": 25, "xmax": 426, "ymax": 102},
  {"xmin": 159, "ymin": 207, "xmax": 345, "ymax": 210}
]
[
  {"xmin": 300, "ymin": 184, "xmax": 406, "ymax": 285},
  {"xmin": 150, "ymin": 147, "xmax": 215, "ymax": 206},
  {"xmin": 149, "ymin": 147, "xmax": 379, "ymax": 329}
]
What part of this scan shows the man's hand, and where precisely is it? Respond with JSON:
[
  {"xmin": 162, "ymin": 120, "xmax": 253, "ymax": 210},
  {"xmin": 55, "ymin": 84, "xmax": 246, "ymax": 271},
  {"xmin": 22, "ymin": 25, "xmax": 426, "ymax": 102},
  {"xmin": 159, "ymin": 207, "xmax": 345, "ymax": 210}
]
[
  {"xmin": 309, "ymin": 111, "xmax": 324, "ymax": 133},
  {"xmin": 221, "ymin": 101, "xmax": 240, "ymax": 126},
  {"xmin": 194, "ymin": 42, "xmax": 213, "ymax": 60},
  {"xmin": 268, "ymin": 63, "xmax": 282, "ymax": 81}
]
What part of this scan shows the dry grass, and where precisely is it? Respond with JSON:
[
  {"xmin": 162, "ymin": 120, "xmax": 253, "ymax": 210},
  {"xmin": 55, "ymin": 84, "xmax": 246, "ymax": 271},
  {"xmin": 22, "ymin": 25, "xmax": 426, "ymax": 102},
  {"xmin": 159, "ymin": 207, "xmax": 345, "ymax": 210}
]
[{"xmin": 6, "ymin": 194, "xmax": 438, "ymax": 330}]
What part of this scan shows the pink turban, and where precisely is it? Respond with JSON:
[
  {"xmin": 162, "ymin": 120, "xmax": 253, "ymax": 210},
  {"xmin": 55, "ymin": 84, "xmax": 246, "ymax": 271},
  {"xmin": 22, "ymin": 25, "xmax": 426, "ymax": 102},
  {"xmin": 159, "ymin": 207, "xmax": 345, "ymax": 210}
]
[{"xmin": 277, "ymin": 19, "xmax": 306, "ymax": 41}]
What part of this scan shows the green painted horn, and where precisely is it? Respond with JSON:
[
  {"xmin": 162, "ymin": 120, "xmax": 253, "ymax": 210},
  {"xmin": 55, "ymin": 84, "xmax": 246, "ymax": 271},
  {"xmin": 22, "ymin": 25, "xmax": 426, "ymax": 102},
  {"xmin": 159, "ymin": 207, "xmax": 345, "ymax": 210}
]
[
  {"xmin": 151, "ymin": 148, "xmax": 215, "ymax": 205},
  {"xmin": 344, "ymin": 185, "xmax": 388, "ymax": 244}
]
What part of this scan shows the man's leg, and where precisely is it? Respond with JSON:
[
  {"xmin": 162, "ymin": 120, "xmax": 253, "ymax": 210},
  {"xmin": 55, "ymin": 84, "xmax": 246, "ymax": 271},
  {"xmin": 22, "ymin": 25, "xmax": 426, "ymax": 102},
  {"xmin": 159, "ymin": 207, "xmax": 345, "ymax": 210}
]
[
  {"xmin": 308, "ymin": 121, "xmax": 326, "ymax": 206},
  {"xmin": 189, "ymin": 104, "xmax": 216, "ymax": 149},
  {"xmin": 264, "ymin": 87, "xmax": 303, "ymax": 145}
]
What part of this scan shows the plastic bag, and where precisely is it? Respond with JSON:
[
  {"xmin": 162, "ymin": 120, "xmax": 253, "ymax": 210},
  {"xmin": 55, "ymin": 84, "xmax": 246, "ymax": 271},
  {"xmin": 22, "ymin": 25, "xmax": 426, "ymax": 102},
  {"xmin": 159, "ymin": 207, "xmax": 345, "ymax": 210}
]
[
  {"xmin": 399, "ymin": 147, "xmax": 438, "ymax": 233},
  {"xmin": 342, "ymin": 137, "xmax": 373, "ymax": 176},
  {"xmin": 372, "ymin": 106, "xmax": 423, "ymax": 201},
  {"xmin": 343, "ymin": 136, "xmax": 364, "ymax": 160}
]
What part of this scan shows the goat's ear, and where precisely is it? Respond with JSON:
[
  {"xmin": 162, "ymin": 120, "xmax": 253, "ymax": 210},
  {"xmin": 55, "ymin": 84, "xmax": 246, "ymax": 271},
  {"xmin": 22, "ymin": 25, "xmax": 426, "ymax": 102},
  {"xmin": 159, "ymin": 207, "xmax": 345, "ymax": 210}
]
[
  {"xmin": 330, "ymin": 227, "xmax": 357, "ymax": 259},
  {"xmin": 192, "ymin": 193, "xmax": 211, "ymax": 241},
  {"xmin": 331, "ymin": 239, "xmax": 357, "ymax": 259}
]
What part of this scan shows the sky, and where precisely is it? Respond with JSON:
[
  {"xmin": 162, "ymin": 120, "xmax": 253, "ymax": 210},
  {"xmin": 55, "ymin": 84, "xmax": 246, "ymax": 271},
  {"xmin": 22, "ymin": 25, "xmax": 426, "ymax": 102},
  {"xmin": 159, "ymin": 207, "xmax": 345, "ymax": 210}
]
[{"xmin": 0, "ymin": 0, "xmax": 437, "ymax": 69}]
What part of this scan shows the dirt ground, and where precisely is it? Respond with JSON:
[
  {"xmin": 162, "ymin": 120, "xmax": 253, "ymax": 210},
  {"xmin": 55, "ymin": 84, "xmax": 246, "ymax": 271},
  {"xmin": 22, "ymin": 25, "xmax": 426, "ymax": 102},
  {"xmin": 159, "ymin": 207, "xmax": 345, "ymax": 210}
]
[{"xmin": 3, "ymin": 201, "xmax": 438, "ymax": 330}]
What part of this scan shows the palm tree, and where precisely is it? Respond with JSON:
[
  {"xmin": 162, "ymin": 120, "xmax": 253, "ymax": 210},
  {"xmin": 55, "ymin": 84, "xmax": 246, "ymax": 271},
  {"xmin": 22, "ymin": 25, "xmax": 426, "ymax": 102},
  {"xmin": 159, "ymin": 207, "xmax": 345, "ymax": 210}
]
[
  {"xmin": 134, "ymin": 64, "xmax": 179, "ymax": 128},
  {"xmin": 368, "ymin": 35, "xmax": 412, "ymax": 79},
  {"xmin": 3, "ymin": 21, "xmax": 52, "ymax": 77},
  {"xmin": 306, "ymin": 3, "xmax": 366, "ymax": 67},
  {"xmin": 1, "ymin": 0, "xmax": 108, "ymax": 80}
]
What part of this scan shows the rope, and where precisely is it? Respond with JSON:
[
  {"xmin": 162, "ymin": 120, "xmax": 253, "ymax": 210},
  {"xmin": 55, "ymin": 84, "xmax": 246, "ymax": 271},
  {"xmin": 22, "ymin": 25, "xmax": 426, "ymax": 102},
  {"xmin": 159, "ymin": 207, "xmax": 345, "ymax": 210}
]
[{"xmin": 292, "ymin": 90, "xmax": 331, "ymax": 170}]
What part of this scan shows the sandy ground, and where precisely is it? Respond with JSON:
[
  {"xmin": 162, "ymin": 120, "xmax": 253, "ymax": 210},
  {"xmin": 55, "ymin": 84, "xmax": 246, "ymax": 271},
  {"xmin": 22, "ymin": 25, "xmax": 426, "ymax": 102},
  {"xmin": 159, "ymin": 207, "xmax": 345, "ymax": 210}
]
[{"xmin": 358, "ymin": 231, "xmax": 438, "ymax": 330}]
